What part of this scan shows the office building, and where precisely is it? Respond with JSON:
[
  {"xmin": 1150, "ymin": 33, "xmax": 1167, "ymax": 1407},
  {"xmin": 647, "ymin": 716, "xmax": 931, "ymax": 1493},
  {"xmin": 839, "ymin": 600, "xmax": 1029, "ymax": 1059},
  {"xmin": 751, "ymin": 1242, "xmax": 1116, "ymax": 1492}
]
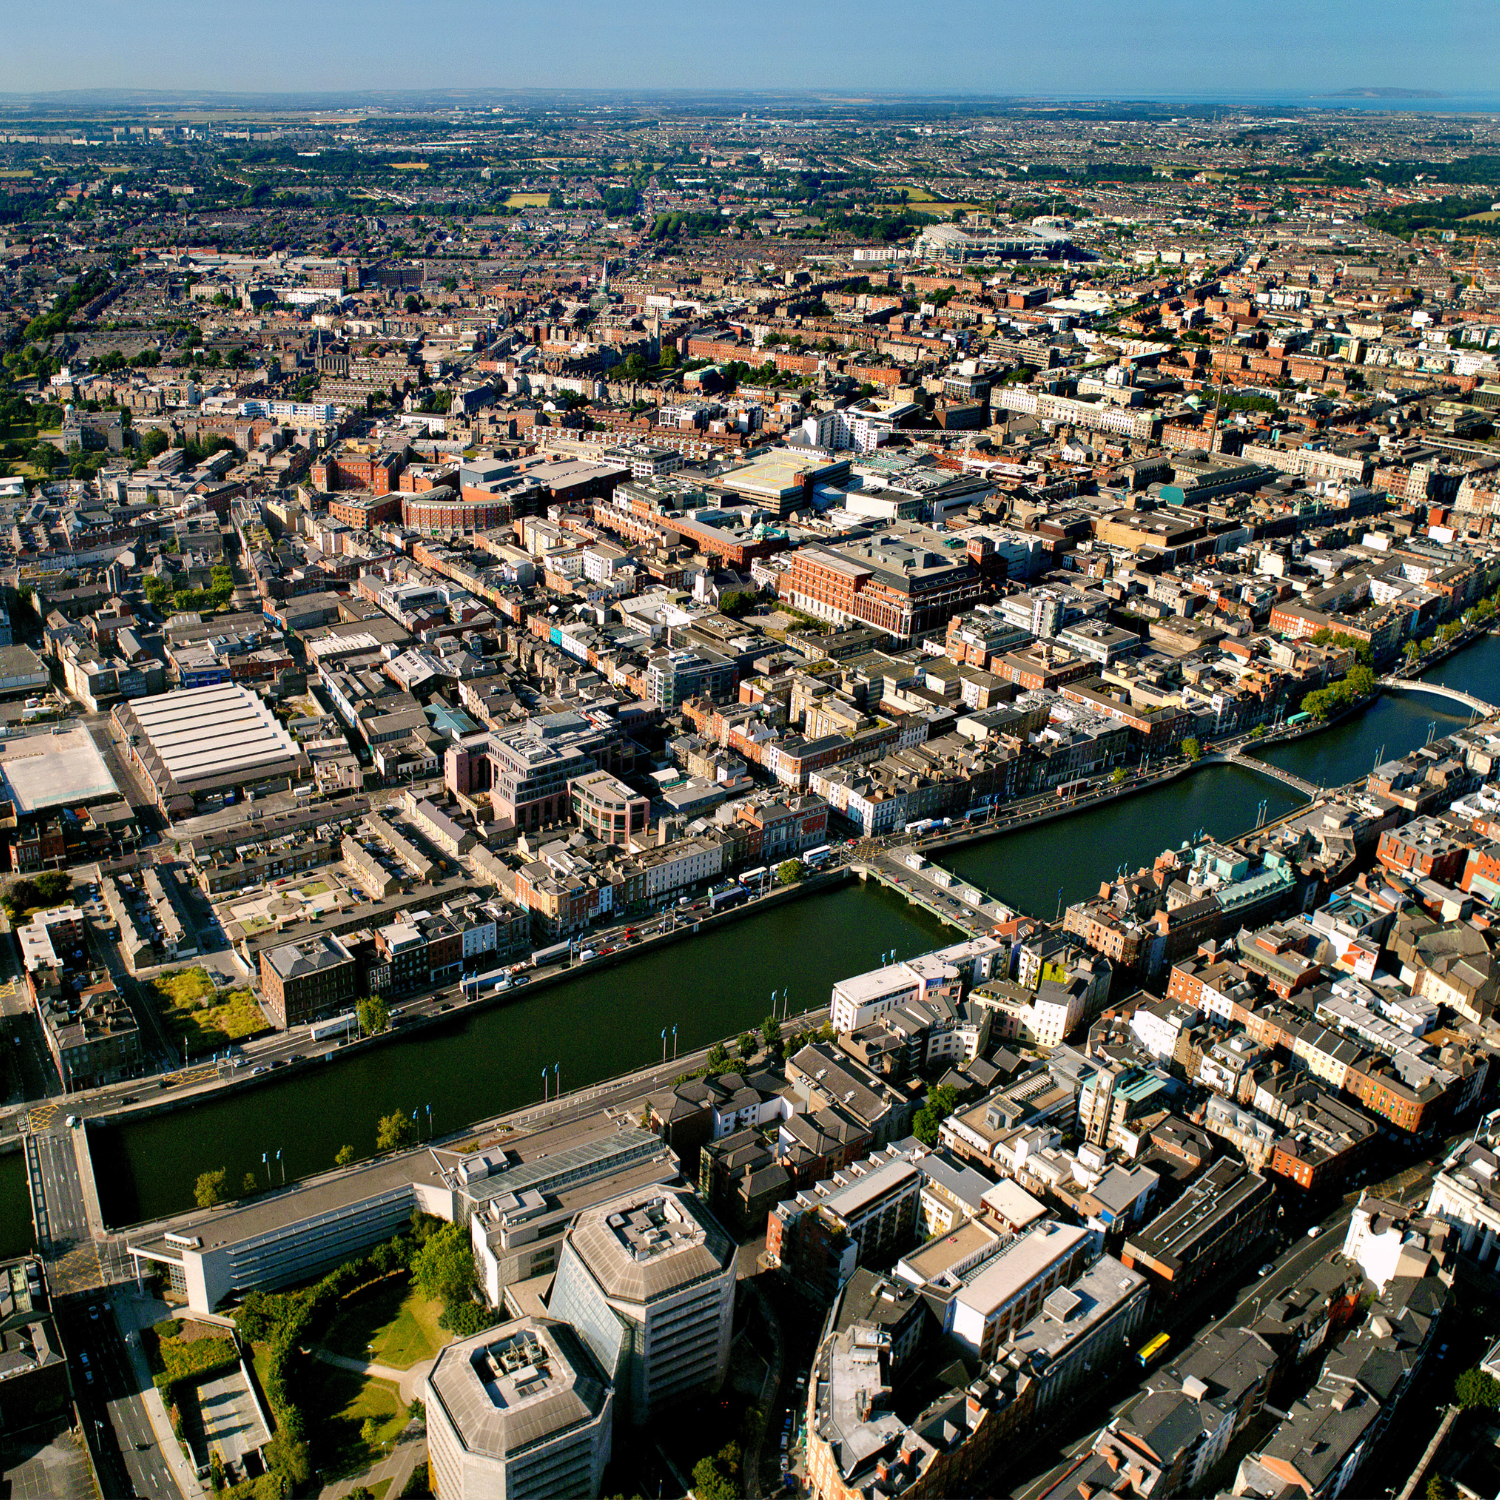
[
  {"xmin": 1122, "ymin": 1161, "xmax": 1272, "ymax": 1300},
  {"xmin": 425, "ymin": 1317, "xmax": 613, "ymax": 1500},
  {"xmin": 547, "ymin": 1187, "xmax": 735, "ymax": 1425}
]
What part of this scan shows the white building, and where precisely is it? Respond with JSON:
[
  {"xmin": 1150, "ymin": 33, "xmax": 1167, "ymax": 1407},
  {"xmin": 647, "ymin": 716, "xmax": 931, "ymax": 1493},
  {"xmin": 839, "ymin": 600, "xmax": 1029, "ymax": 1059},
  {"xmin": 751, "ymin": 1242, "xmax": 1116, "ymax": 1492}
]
[
  {"xmin": 425, "ymin": 1317, "xmax": 613, "ymax": 1500},
  {"xmin": 547, "ymin": 1187, "xmax": 736, "ymax": 1426}
]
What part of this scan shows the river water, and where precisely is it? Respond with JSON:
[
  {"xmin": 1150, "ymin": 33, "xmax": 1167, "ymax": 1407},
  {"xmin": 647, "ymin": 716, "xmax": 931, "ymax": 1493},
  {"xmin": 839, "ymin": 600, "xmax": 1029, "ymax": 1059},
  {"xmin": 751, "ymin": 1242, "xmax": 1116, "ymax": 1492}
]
[{"xmin": 1, "ymin": 635, "xmax": 1494, "ymax": 1251}]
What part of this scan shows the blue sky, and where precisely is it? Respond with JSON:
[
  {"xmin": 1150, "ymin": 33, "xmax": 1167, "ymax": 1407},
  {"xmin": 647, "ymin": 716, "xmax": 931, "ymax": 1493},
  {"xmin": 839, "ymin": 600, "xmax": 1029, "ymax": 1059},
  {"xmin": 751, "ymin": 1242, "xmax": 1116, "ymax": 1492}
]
[{"xmin": 3, "ymin": 0, "xmax": 1499, "ymax": 99}]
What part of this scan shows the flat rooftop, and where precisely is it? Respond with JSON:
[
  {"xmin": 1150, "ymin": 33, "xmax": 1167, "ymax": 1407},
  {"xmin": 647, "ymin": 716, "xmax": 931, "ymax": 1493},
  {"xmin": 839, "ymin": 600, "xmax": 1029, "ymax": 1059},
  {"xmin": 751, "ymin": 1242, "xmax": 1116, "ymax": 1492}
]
[{"xmin": 0, "ymin": 726, "xmax": 119, "ymax": 813}]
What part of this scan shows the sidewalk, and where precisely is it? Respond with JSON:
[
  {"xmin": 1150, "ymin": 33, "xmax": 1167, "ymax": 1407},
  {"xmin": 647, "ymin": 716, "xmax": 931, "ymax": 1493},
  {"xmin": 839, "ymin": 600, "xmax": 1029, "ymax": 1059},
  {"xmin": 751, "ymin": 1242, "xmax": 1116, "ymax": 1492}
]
[{"xmin": 311, "ymin": 1346, "xmax": 435, "ymax": 1408}]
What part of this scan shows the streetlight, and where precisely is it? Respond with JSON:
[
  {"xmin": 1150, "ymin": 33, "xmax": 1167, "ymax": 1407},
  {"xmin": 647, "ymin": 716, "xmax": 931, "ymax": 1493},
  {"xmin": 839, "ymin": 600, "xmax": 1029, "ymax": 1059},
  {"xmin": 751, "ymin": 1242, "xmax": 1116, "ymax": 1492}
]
[
  {"xmin": 554, "ymin": 1062, "xmax": 560, "ymax": 1097},
  {"xmin": 262, "ymin": 1152, "xmax": 270, "ymax": 1188},
  {"xmin": 671, "ymin": 1026, "xmax": 678, "ymax": 1061},
  {"xmin": 541, "ymin": 1068, "xmax": 548, "ymax": 1104},
  {"xmin": 277, "ymin": 1148, "xmax": 284, "ymax": 1185},
  {"xmin": 661, "ymin": 1027, "xmax": 668, "ymax": 1064}
]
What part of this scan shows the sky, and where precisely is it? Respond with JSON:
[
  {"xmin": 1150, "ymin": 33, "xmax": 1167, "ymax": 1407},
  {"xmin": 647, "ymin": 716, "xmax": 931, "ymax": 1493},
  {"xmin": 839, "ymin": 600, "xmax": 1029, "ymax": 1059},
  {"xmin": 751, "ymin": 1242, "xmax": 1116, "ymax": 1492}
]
[{"xmin": 3, "ymin": 0, "xmax": 1500, "ymax": 101}]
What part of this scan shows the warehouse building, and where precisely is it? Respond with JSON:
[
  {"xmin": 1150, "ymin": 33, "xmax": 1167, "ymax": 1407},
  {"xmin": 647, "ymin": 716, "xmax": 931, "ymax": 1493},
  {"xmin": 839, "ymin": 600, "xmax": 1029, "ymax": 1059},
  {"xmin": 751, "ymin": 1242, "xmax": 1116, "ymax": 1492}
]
[{"xmin": 113, "ymin": 684, "xmax": 308, "ymax": 814}]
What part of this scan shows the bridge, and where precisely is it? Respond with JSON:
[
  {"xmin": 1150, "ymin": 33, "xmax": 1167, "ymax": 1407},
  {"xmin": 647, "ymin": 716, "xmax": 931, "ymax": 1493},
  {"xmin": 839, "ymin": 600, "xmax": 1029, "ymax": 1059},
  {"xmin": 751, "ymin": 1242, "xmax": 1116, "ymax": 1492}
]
[
  {"xmin": 1379, "ymin": 677, "xmax": 1497, "ymax": 718},
  {"xmin": 1224, "ymin": 752, "xmax": 1321, "ymax": 799}
]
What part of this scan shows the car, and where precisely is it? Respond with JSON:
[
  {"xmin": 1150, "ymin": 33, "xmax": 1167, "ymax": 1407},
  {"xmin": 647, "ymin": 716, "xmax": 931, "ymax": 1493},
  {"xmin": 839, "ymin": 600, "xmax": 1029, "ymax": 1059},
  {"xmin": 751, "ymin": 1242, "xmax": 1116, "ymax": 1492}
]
[
  {"xmin": 89, "ymin": 1304, "xmax": 100, "ymax": 1320},
  {"xmin": 1258, "ymin": 1263, "xmax": 1274, "ymax": 1276},
  {"xmin": 1306, "ymin": 1226, "xmax": 1320, "ymax": 1240},
  {"xmin": 512, "ymin": 975, "xmax": 530, "ymax": 986},
  {"xmin": 78, "ymin": 1351, "xmax": 89, "ymax": 1367},
  {"xmin": 287, "ymin": 1054, "xmax": 302, "ymax": 1062},
  {"xmin": 251, "ymin": 1065, "xmax": 267, "ymax": 1076}
]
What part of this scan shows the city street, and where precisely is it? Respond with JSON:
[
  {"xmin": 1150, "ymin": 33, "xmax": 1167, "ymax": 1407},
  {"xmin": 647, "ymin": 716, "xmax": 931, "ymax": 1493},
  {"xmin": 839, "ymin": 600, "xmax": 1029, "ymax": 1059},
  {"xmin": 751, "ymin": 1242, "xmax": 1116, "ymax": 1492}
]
[{"xmin": 55, "ymin": 1299, "xmax": 185, "ymax": 1500}]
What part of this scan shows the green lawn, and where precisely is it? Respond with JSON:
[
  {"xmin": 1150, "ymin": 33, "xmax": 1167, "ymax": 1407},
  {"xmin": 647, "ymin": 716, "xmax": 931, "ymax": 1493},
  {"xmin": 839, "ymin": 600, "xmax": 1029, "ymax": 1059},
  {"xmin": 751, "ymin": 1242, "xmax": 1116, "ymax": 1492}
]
[
  {"xmin": 304, "ymin": 1362, "xmax": 406, "ymax": 1478},
  {"xmin": 323, "ymin": 1275, "xmax": 447, "ymax": 1370}
]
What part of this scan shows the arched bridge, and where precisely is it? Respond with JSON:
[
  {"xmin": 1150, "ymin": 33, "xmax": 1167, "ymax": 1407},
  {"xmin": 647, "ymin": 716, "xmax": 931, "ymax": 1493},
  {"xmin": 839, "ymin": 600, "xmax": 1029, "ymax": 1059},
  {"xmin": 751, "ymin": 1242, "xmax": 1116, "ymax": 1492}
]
[
  {"xmin": 1379, "ymin": 677, "xmax": 1496, "ymax": 718},
  {"xmin": 1224, "ymin": 753, "xmax": 1321, "ymax": 798}
]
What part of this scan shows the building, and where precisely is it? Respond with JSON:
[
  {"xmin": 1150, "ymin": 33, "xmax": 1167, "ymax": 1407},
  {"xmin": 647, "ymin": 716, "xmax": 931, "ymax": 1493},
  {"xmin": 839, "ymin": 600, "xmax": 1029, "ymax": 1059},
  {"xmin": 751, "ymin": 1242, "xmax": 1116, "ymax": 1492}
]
[
  {"xmin": 778, "ymin": 525, "xmax": 985, "ymax": 642},
  {"xmin": 547, "ymin": 1186, "xmax": 735, "ymax": 1425},
  {"xmin": 803, "ymin": 1314, "xmax": 1029, "ymax": 1500},
  {"xmin": 424, "ymin": 1317, "xmax": 613, "ymax": 1500},
  {"xmin": 0, "ymin": 1257, "xmax": 70, "ymax": 1434},
  {"xmin": 937, "ymin": 1221, "xmax": 1093, "ymax": 1359},
  {"xmin": 466, "ymin": 1123, "xmax": 680, "ymax": 1308},
  {"xmin": 999, "ymin": 1254, "xmax": 1150, "ymax": 1417},
  {"xmin": 113, "ymin": 683, "xmax": 309, "ymax": 815},
  {"xmin": 766, "ymin": 1152, "xmax": 924, "ymax": 1300},
  {"xmin": 1122, "ymin": 1160, "xmax": 1272, "ymax": 1300},
  {"xmin": 259, "ymin": 934, "xmax": 359, "ymax": 1030},
  {"xmin": 569, "ymin": 771, "xmax": 650, "ymax": 848}
]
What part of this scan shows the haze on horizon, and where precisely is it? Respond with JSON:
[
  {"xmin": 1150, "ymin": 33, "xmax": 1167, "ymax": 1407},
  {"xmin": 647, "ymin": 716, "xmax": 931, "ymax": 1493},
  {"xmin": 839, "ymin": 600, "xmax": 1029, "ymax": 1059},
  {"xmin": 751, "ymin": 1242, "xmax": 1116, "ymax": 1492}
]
[{"xmin": 3, "ymin": 0, "xmax": 1498, "ymax": 103}]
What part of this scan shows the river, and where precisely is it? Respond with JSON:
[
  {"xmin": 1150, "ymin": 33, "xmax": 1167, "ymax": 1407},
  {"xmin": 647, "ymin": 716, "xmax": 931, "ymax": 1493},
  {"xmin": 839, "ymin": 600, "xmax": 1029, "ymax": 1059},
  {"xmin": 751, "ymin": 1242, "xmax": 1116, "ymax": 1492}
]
[{"xmin": 0, "ymin": 633, "xmax": 1494, "ymax": 1252}]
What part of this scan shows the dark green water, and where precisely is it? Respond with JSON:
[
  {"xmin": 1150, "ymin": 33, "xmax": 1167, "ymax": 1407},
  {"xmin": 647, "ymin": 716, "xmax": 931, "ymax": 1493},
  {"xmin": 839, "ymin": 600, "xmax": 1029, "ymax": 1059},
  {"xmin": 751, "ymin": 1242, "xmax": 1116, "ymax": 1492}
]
[{"xmin": 0, "ymin": 633, "xmax": 1493, "ymax": 1251}]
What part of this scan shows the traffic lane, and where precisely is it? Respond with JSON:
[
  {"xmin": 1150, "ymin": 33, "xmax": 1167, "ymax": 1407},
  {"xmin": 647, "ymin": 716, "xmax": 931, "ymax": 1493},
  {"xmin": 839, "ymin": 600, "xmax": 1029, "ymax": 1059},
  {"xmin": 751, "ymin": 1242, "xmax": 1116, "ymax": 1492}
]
[
  {"xmin": 64, "ymin": 1302, "xmax": 177, "ymax": 1500},
  {"xmin": 36, "ymin": 1131, "xmax": 90, "ymax": 1240}
]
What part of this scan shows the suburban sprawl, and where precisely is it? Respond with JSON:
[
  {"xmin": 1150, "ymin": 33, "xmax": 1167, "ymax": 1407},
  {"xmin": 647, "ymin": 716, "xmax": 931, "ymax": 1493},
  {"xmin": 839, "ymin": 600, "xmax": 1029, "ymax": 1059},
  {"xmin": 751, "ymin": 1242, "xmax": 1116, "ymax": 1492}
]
[{"xmin": 10, "ymin": 93, "xmax": 1500, "ymax": 1500}]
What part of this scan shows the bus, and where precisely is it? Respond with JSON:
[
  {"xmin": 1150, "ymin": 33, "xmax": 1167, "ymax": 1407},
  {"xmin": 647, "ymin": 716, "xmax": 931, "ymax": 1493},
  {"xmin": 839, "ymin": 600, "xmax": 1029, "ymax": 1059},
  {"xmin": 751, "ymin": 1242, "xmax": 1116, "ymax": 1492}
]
[
  {"xmin": 739, "ymin": 866, "xmax": 770, "ymax": 888},
  {"xmin": 803, "ymin": 845, "xmax": 833, "ymax": 868},
  {"xmin": 1137, "ymin": 1332, "xmax": 1171, "ymax": 1368}
]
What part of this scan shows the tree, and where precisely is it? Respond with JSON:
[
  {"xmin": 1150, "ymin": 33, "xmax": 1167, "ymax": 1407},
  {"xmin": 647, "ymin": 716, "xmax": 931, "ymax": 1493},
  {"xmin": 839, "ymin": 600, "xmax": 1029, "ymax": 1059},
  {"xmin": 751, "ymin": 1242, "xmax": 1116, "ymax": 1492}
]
[
  {"xmin": 413, "ymin": 1221, "xmax": 478, "ymax": 1308},
  {"xmin": 242, "ymin": 1172, "xmax": 258, "ymax": 1197},
  {"xmin": 912, "ymin": 1084, "xmax": 959, "ymax": 1147},
  {"xmin": 1347, "ymin": 663, "xmax": 1376, "ymax": 698},
  {"xmin": 335, "ymin": 1144, "xmax": 355, "ymax": 1167},
  {"xmin": 761, "ymin": 1014, "xmax": 784, "ymax": 1062},
  {"xmin": 738, "ymin": 1031, "xmax": 757, "ymax": 1063},
  {"xmin": 1426, "ymin": 1476, "xmax": 1455, "ymax": 1500},
  {"xmin": 1180, "ymin": 737, "xmax": 1203, "ymax": 762},
  {"xmin": 691, "ymin": 1444, "xmax": 741, "ymax": 1500},
  {"xmin": 1111, "ymin": 767, "xmax": 1127, "ymax": 783},
  {"xmin": 356, "ymin": 994, "xmax": 389, "ymax": 1036},
  {"xmin": 194, "ymin": 1168, "xmax": 228, "ymax": 1209},
  {"xmin": 376, "ymin": 1112, "xmax": 417, "ymax": 1153},
  {"xmin": 706, "ymin": 1040, "xmax": 731, "ymax": 1073},
  {"xmin": 360, "ymin": 1416, "xmax": 381, "ymax": 1450},
  {"xmin": 1455, "ymin": 1366, "xmax": 1500, "ymax": 1410},
  {"xmin": 140, "ymin": 427, "xmax": 170, "ymax": 459},
  {"xmin": 777, "ymin": 859, "xmax": 804, "ymax": 885}
]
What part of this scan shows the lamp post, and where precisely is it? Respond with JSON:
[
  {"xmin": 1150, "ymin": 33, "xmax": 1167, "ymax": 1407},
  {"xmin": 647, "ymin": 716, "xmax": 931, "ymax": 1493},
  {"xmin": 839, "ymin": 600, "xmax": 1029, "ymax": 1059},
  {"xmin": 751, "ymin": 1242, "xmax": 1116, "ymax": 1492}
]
[
  {"xmin": 661, "ymin": 1027, "xmax": 668, "ymax": 1064},
  {"xmin": 262, "ymin": 1152, "xmax": 270, "ymax": 1188}
]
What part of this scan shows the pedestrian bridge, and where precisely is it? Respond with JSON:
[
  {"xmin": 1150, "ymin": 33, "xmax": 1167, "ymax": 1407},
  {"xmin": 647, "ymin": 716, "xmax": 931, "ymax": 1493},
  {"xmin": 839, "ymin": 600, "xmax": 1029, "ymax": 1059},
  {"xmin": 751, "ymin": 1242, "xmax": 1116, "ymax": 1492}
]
[
  {"xmin": 1224, "ymin": 752, "xmax": 1321, "ymax": 799},
  {"xmin": 1378, "ymin": 677, "xmax": 1496, "ymax": 718}
]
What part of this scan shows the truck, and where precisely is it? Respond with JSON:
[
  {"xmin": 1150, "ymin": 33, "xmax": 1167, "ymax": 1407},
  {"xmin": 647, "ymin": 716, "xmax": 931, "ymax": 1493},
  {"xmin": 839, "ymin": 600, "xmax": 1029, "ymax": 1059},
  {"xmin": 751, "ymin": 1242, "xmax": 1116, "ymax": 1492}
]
[
  {"xmin": 309, "ymin": 1012, "xmax": 357, "ymax": 1042},
  {"xmin": 904, "ymin": 819, "xmax": 935, "ymax": 835},
  {"xmin": 530, "ymin": 940, "xmax": 574, "ymax": 968},
  {"xmin": 709, "ymin": 883, "xmax": 750, "ymax": 914}
]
